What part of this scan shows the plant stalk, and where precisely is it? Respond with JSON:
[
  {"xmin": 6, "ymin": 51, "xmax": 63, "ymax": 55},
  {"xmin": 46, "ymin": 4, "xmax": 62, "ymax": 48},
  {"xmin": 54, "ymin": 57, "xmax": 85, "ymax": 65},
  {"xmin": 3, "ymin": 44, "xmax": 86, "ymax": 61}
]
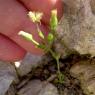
[{"xmin": 56, "ymin": 58, "xmax": 62, "ymax": 83}]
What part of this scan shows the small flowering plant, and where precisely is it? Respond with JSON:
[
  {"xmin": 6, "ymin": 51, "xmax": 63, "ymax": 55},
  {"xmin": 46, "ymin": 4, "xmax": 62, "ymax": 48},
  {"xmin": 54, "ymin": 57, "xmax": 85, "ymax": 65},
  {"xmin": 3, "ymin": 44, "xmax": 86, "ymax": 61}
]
[{"xmin": 19, "ymin": 9, "xmax": 64, "ymax": 84}]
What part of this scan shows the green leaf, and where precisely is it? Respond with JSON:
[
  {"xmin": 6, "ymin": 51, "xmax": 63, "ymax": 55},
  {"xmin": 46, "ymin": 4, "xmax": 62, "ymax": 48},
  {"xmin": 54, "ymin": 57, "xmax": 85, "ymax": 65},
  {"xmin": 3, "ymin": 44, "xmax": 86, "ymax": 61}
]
[
  {"xmin": 37, "ymin": 44, "xmax": 45, "ymax": 49},
  {"xmin": 37, "ymin": 44, "xmax": 49, "ymax": 52},
  {"xmin": 57, "ymin": 72, "xmax": 64, "ymax": 84},
  {"xmin": 19, "ymin": 31, "xmax": 39, "ymax": 46},
  {"xmin": 50, "ymin": 9, "xmax": 58, "ymax": 31},
  {"xmin": 55, "ymin": 53, "xmax": 60, "ymax": 60}
]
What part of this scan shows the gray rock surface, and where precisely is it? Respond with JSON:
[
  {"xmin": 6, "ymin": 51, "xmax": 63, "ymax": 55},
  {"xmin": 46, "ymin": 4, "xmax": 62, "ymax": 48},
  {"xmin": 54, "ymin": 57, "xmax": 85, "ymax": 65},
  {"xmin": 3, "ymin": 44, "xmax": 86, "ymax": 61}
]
[
  {"xmin": 0, "ymin": 61, "xmax": 18, "ymax": 95},
  {"xmin": 18, "ymin": 80, "xmax": 42, "ymax": 95},
  {"xmin": 70, "ymin": 60, "xmax": 95, "ymax": 95},
  {"xmin": 18, "ymin": 80, "xmax": 59, "ymax": 95},
  {"xmin": 56, "ymin": 0, "xmax": 95, "ymax": 57},
  {"xmin": 15, "ymin": 53, "xmax": 42, "ymax": 76},
  {"xmin": 5, "ymin": 85, "xmax": 16, "ymax": 95},
  {"xmin": 38, "ymin": 83, "xmax": 58, "ymax": 95}
]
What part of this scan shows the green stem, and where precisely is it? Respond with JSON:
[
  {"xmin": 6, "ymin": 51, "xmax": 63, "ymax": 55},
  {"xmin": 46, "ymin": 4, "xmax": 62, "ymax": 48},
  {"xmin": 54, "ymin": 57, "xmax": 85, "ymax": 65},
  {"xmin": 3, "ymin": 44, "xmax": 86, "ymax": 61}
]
[
  {"xmin": 56, "ymin": 58, "xmax": 60, "ymax": 75},
  {"xmin": 56, "ymin": 58, "xmax": 62, "ymax": 83},
  {"xmin": 49, "ymin": 49, "xmax": 63, "ymax": 83},
  {"xmin": 49, "ymin": 49, "xmax": 55, "ymax": 58}
]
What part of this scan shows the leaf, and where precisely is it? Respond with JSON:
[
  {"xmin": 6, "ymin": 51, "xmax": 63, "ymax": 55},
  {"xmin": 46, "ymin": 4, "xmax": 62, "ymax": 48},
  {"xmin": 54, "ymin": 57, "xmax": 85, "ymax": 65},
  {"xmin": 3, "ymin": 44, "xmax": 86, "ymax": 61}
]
[
  {"xmin": 37, "ymin": 44, "xmax": 46, "ymax": 49},
  {"xmin": 55, "ymin": 53, "xmax": 60, "ymax": 60},
  {"xmin": 57, "ymin": 72, "xmax": 64, "ymax": 84}
]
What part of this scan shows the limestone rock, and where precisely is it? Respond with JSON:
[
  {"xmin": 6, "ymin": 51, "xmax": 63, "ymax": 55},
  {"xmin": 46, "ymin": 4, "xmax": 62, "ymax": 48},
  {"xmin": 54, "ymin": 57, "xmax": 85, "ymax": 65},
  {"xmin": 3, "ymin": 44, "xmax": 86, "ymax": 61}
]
[
  {"xmin": 0, "ymin": 61, "xmax": 18, "ymax": 95},
  {"xmin": 5, "ymin": 85, "xmax": 16, "ymax": 95},
  {"xmin": 18, "ymin": 80, "xmax": 42, "ymax": 95},
  {"xmin": 38, "ymin": 83, "xmax": 58, "ymax": 95},
  {"xmin": 70, "ymin": 60, "xmax": 95, "ymax": 95},
  {"xmin": 56, "ymin": 0, "xmax": 95, "ymax": 57},
  {"xmin": 18, "ymin": 80, "xmax": 59, "ymax": 95},
  {"xmin": 90, "ymin": 0, "xmax": 95, "ymax": 14},
  {"xmin": 15, "ymin": 53, "xmax": 42, "ymax": 76}
]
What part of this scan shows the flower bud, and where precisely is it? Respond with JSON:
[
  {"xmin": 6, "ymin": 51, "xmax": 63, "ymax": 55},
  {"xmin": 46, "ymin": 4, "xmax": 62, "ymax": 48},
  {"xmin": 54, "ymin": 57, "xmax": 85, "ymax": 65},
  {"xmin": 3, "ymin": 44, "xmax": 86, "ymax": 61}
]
[{"xmin": 50, "ymin": 9, "xmax": 58, "ymax": 31}]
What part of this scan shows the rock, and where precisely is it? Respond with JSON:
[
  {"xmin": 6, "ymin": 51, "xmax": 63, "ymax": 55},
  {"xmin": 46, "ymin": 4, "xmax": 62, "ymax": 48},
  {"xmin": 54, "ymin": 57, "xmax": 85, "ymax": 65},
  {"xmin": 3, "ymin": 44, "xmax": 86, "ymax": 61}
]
[
  {"xmin": 0, "ymin": 61, "xmax": 18, "ymax": 95},
  {"xmin": 90, "ymin": 0, "xmax": 95, "ymax": 14},
  {"xmin": 56, "ymin": 0, "xmax": 95, "ymax": 57},
  {"xmin": 5, "ymin": 85, "xmax": 16, "ymax": 95},
  {"xmin": 63, "ymin": 0, "xmax": 81, "ymax": 13},
  {"xmin": 18, "ymin": 80, "xmax": 43, "ymax": 95},
  {"xmin": 15, "ymin": 53, "xmax": 42, "ymax": 76},
  {"xmin": 18, "ymin": 80, "xmax": 59, "ymax": 95},
  {"xmin": 70, "ymin": 60, "xmax": 95, "ymax": 95},
  {"xmin": 38, "ymin": 83, "xmax": 58, "ymax": 95}
]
